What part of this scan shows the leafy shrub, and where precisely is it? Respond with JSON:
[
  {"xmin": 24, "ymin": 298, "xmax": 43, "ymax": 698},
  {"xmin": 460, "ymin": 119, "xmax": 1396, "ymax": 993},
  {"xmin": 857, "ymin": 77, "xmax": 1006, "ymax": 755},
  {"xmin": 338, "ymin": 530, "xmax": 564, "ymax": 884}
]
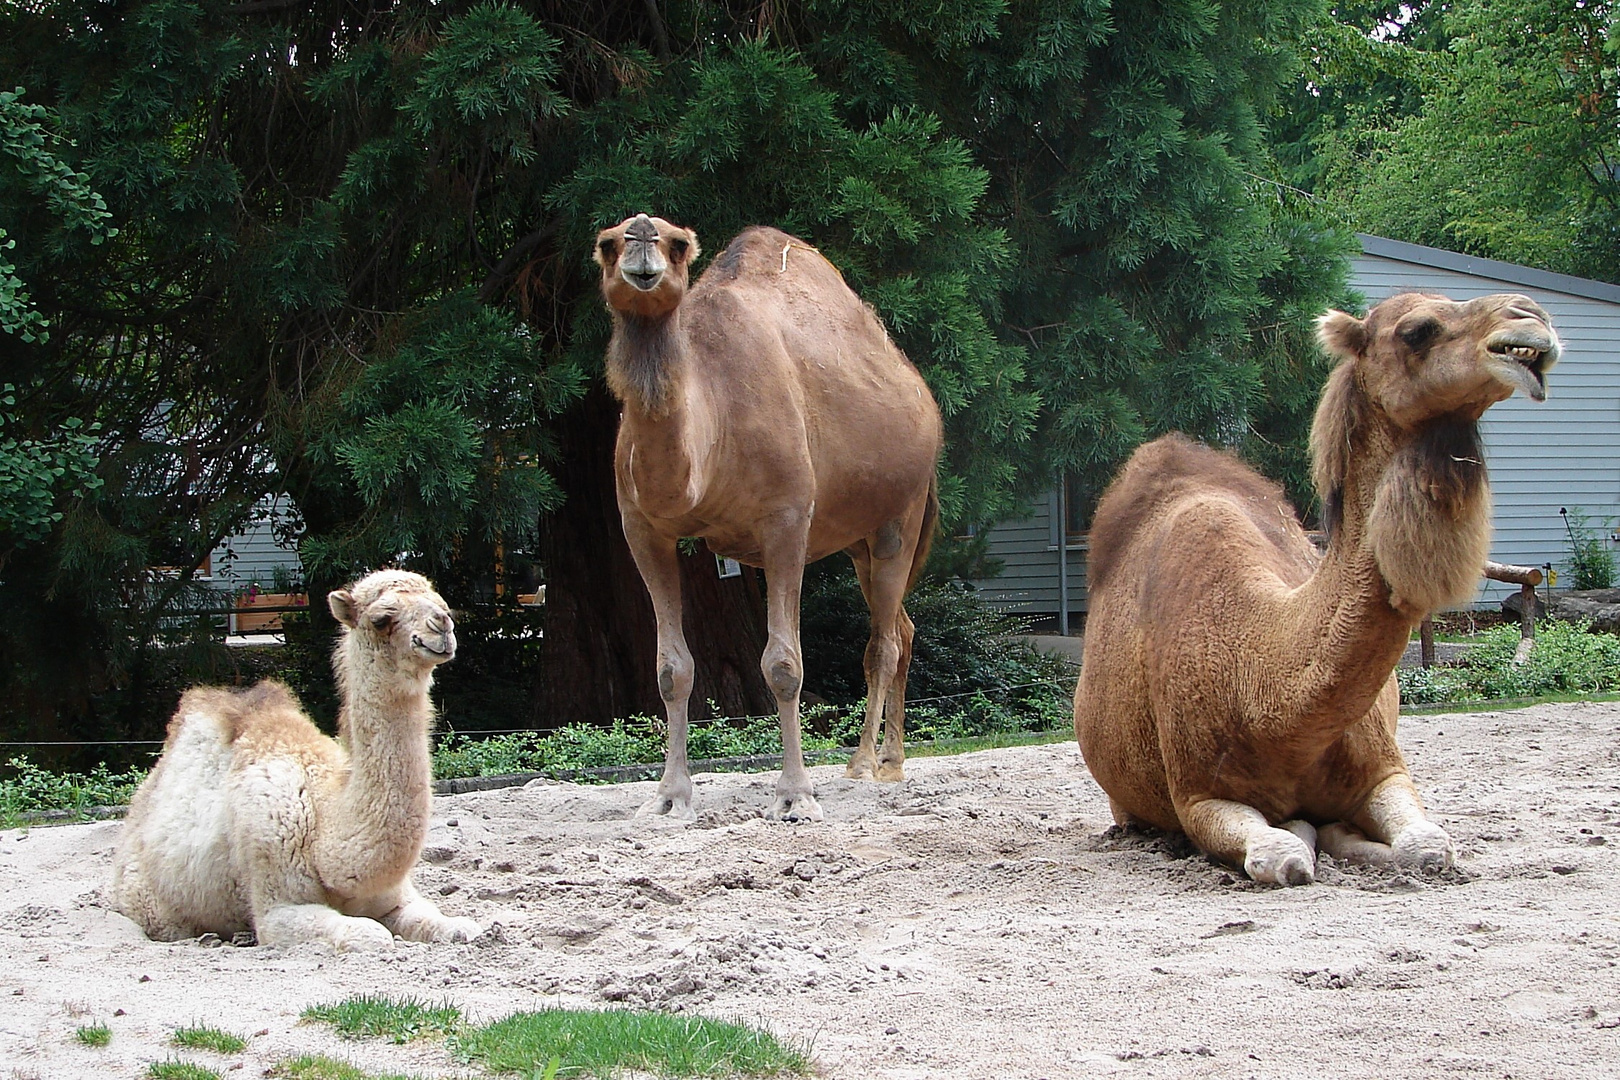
[
  {"xmin": 1398, "ymin": 620, "xmax": 1620, "ymax": 704},
  {"xmin": 0, "ymin": 755, "xmax": 145, "ymax": 824},
  {"xmin": 1562, "ymin": 508, "xmax": 1616, "ymax": 590}
]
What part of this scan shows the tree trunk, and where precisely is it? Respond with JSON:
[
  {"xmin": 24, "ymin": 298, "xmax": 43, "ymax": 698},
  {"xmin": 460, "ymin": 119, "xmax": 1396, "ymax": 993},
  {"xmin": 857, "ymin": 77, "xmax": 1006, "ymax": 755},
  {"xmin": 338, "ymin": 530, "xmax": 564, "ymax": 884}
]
[{"xmin": 535, "ymin": 386, "xmax": 774, "ymax": 727}]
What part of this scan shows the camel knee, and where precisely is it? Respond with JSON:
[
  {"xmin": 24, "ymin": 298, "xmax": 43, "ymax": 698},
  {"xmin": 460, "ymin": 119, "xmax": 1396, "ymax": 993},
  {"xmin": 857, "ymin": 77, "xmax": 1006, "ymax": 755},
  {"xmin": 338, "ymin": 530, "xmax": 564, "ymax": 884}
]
[
  {"xmin": 762, "ymin": 645, "xmax": 802, "ymax": 703},
  {"xmin": 864, "ymin": 633, "xmax": 901, "ymax": 681},
  {"xmin": 657, "ymin": 651, "xmax": 694, "ymax": 704}
]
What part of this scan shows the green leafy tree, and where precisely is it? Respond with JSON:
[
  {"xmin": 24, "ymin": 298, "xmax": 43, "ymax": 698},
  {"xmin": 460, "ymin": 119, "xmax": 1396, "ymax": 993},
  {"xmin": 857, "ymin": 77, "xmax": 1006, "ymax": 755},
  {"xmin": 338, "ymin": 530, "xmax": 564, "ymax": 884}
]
[
  {"xmin": 0, "ymin": 0, "xmax": 1347, "ymax": 750},
  {"xmin": 1298, "ymin": 0, "xmax": 1620, "ymax": 283}
]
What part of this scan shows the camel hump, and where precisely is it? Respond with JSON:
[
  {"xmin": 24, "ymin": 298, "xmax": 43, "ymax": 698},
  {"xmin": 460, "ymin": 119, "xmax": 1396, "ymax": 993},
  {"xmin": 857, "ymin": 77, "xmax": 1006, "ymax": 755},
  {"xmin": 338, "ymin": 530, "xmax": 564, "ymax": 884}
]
[
  {"xmin": 701, "ymin": 226, "xmax": 837, "ymax": 287},
  {"xmin": 170, "ymin": 680, "xmax": 306, "ymax": 746},
  {"xmin": 1088, "ymin": 434, "xmax": 1298, "ymax": 594}
]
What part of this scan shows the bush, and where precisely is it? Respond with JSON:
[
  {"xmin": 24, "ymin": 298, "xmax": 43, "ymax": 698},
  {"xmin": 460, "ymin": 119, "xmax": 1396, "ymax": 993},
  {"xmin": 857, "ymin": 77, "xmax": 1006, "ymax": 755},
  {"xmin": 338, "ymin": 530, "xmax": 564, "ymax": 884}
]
[
  {"xmin": 0, "ymin": 755, "xmax": 145, "ymax": 824},
  {"xmin": 1562, "ymin": 508, "xmax": 1616, "ymax": 590},
  {"xmin": 1398, "ymin": 620, "xmax": 1620, "ymax": 704}
]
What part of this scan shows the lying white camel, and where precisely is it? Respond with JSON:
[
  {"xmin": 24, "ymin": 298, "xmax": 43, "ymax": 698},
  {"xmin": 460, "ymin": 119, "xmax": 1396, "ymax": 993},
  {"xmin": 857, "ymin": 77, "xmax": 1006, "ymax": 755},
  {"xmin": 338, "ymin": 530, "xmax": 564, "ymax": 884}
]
[{"xmin": 109, "ymin": 570, "xmax": 480, "ymax": 950}]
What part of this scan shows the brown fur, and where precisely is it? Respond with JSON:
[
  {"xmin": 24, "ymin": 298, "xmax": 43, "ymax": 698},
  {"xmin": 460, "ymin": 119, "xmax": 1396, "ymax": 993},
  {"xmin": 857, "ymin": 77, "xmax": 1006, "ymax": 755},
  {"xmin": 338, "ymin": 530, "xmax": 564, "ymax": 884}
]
[
  {"xmin": 1074, "ymin": 292, "xmax": 1559, "ymax": 884},
  {"xmin": 595, "ymin": 214, "xmax": 943, "ymax": 820}
]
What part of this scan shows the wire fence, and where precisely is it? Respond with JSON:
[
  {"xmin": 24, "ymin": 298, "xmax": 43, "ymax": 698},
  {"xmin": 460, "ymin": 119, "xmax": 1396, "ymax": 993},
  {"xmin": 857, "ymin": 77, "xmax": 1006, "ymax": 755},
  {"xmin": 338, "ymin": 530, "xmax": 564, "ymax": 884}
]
[{"xmin": 0, "ymin": 677, "xmax": 1075, "ymax": 750}]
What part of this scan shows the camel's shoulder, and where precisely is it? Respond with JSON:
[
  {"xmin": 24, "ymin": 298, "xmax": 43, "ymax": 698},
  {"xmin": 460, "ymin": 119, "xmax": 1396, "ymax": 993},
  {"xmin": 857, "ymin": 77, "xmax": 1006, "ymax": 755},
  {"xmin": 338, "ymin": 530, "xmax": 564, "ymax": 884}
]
[{"xmin": 1089, "ymin": 434, "xmax": 1311, "ymax": 593}]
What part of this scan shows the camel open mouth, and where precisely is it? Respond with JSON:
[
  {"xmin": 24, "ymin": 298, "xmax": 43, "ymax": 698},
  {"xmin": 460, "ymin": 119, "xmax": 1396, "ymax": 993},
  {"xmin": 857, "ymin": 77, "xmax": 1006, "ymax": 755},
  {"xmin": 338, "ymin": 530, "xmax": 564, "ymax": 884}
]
[
  {"xmin": 624, "ymin": 269, "xmax": 662, "ymax": 291},
  {"xmin": 1486, "ymin": 341, "xmax": 1553, "ymax": 402}
]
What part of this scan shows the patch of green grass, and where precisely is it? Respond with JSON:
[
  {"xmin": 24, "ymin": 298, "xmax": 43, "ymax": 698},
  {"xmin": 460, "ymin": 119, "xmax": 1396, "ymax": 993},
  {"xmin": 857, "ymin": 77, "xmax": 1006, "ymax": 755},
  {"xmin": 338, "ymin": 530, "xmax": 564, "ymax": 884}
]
[
  {"xmin": 450, "ymin": 1008, "xmax": 811, "ymax": 1078},
  {"xmin": 269, "ymin": 1054, "xmax": 434, "ymax": 1080},
  {"xmin": 148, "ymin": 1061, "xmax": 224, "ymax": 1080},
  {"xmin": 302, "ymin": 996, "xmax": 462, "ymax": 1044},
  {"xmin": 172, "ymin": 1025, "xmax": 247, "ymax": 1054},
  {"xmin": 75, "ymin": 1023, "xmax": 111, "ymax": 1047}
]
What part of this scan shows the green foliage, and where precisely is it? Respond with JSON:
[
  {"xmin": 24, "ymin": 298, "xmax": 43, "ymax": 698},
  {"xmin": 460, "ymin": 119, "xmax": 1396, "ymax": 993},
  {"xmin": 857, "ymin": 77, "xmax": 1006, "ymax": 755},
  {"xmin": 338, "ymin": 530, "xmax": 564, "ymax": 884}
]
[
  {"xmin": 147, "ymin": 1063, "xmax": 223, "ymax": 1080},
  {"xmin": 301, "ymin": 997, "xmax": 463, "ymax": 1045},
  {"xmin": 1398, "ymin": 622, "xmax": 1620, "ymax": 705},
  {"xmin": 1297, "ymin": 1, "xmax": 1620, "ymax": 283},
  {"xmin": 1, "ymin": 0, "xmax": 1347, "ymax": 743},
  {"xmin": 449, "ymin": 1008, "xmax": 810, "ymax": 1078},
  {"xmin": 75, "ymin": 1024, "xmax": 112, "ymax": 1048},
  {"xmin": 172, "ymin": 1027, "xmax": 247, "ymax": 1055},
  {"xmin": 0, "ymin": 755, "xmax": 145, "ymax": 826},
  {"xmin": 1562, "ymin": 509, "xmax": 1616, "ymax": 591},
  {"xmin": 0, "ymin": 382, "xmax": 102, "ymax": 547},
  {"xmin": 270, "ymin": 1057, "xmax": 429, "ymax": 1080}
]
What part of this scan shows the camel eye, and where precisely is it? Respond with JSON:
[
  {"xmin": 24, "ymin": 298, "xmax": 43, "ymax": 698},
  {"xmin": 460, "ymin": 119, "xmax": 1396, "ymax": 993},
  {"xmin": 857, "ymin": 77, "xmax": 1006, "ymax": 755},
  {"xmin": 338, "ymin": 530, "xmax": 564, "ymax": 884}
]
[
  {"xmin": 598, "ymin": 238, "xmax": 618, "ymax": 260},
  {"xmin": 370, "ymin": 612, "xmax": 394, "ymax": 630},
  {"xmin": 1399, "ymin": 317, "xmax": 1441, "ymax": 350}
]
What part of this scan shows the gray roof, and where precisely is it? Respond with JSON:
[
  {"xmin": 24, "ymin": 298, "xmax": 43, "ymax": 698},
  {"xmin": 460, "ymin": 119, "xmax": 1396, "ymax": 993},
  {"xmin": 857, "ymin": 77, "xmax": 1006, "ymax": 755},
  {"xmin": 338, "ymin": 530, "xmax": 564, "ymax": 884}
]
[{"xmin": 1358, "ymin": 234, "xmax": 1620, "ymax": 306}]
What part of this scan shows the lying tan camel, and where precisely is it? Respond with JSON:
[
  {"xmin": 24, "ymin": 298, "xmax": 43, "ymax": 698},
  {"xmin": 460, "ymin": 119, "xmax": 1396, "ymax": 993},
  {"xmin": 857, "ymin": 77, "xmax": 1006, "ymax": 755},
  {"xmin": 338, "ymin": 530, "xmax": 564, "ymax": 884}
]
[
  {"xmin": 595, "ymin": 214, "xmax": 942, "ymax": 821},
  {"xmin": 109, "ymin": 570, "xmax": 480, "ymax": 948},
  {"xmin": 1074, "ymin": 293, "xmax": 1559, "ymax": 884}
]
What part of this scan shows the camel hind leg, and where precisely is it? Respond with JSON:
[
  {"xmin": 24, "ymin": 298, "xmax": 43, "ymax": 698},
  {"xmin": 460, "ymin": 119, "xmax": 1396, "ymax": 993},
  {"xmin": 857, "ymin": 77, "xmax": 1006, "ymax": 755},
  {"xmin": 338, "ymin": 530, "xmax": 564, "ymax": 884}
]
[{"xmin": 845, "ymin": 518, "xmax": 921, "ymax": 783}]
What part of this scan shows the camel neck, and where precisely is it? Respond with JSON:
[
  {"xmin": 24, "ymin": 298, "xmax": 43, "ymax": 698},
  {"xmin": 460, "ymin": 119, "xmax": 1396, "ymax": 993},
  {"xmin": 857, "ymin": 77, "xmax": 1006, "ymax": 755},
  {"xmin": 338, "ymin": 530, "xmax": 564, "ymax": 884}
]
[
  {"xmin": 607, "ymin": 309, "xmax": 686, "ymax": 419},
  {"xmin": 330, "ymin": 644, "xmax": 435, "ymax": 867},
  {"xmin": 1286, "ymin": 401, "xmax": 1491, "ymax": 728}
]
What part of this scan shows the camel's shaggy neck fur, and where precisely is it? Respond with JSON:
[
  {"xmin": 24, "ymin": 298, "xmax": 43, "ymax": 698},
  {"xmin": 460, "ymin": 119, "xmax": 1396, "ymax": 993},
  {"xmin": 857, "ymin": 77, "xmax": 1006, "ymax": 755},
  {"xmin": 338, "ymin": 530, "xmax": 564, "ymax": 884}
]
[{"xmin": 606, "ymin": 310, "xmax": 688, "ymax": 420}]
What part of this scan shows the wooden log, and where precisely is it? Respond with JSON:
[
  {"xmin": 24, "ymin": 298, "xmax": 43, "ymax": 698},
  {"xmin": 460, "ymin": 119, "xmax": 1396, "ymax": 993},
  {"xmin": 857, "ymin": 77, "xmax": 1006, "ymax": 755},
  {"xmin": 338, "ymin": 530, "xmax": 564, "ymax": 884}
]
[
  {"xmin": 1484, "ymin": 561, "xmax": 1543, "ymax": 587},
  {"xmin": 1419, "ymin": 617, "xmax": 1435, "ymax": 669}
]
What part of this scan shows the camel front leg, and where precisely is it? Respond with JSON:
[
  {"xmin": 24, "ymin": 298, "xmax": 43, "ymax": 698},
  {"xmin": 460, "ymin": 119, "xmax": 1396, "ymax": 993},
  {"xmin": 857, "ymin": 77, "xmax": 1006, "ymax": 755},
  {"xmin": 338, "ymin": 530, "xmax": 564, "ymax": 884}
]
[
  {"xmin": 760, "ymin": 510, "xmax": 821, "ymax": 822},
  {"xmin": 1180, "ymin": 798, "xmax": 1318, "ymax": 886},
  {"xmin": 374, "ymin": 879, "xmax": 481, "ymax": 943},
  {"xmin": 1342, "ymin": 773, "xmax": 1454, "ymax": 873},
  {"xmin": 622, "ymin": 512, "xmax": 697, "ymax": 820}
]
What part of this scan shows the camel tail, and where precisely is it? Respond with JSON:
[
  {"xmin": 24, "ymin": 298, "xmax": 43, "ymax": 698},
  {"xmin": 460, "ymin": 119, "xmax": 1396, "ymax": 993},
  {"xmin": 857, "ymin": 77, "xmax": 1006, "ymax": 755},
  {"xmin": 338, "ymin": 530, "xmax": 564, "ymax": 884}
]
[{"xmin": 906, "ymin": 475, "xmax": 939, "ymax": 593}]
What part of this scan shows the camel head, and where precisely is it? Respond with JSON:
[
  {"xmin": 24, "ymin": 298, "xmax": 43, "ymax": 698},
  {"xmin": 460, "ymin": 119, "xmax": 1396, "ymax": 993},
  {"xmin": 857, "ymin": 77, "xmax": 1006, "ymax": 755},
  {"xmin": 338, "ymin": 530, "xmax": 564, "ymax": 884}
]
[
  {"xmin": 594, "ymin": 213, "xmax": 700, "ymax": 319},
  {"xmin": 328, "ymin": 569, "xmax": 456, "ymax": 669},
  {"xmin": 1315, "ymin": 293, "xmax": 1559, "ymax": 428},
  {"xmin": 1310, "ymin": 293, "xmax": 1560, "ymax": 617}
]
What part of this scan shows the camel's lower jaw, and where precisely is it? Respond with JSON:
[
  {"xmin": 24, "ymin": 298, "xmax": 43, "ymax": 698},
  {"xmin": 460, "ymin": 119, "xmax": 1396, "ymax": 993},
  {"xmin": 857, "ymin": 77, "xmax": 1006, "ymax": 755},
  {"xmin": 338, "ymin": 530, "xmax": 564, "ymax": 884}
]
[{"xmin": 1486, "ymin": 353, "xmax": 1549, "ymax": 402}]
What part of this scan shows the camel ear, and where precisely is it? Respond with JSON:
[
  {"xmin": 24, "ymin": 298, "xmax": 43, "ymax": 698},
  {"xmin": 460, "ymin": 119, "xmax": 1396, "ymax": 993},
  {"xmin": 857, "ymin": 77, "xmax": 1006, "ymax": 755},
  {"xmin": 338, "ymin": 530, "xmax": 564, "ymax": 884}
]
[
  {"xmin": 592, "ymin": 232, "xmax": 618, "ymax": 269},
  {"xmin": 1309, "ymin": 362, "xmax": 1363, "ymax": 536},
  {"xmin": 1316, "ymin": 309, "xmax": 1367, "ymax": 361},
  {"xmin": 670, "ymin": 228, "xmax": 700, "ymax": 265},
  {"xmin": 328, "ymin": 589, "xmax": 358, "ymax": 628}
]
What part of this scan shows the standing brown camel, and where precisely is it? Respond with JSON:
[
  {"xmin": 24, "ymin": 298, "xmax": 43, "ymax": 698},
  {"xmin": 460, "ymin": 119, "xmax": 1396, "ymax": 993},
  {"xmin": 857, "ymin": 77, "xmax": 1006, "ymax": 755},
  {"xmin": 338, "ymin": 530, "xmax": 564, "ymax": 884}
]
[
  {"xmin": 1074, "ymin": 293, "xmax": 1559, "ymax": 884},
  {"xmin": 594, "ymin": 214, "xmax": 942, "ymax": 821}
]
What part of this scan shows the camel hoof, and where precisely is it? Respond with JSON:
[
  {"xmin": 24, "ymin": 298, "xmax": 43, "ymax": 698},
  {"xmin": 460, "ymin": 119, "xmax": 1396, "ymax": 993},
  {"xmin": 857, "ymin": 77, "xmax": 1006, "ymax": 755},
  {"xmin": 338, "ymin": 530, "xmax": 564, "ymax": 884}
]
[
  {"xmin": 766, "ymin": 793, "xmax": 824, "ymax": 823},
  {"xmin": 874, "ymin": 761, "xmax": 904, "ymax": 782},
  {"xmin": 635, "ymin": 794, "xmax": 696, "ymax": 821},
  {"xmin": 1244, "ymin": 829, "xmax": 1317, "ymax": 887},
  {"xmin": 1392, "ymin": 821, "xmax": 1454, "ymax": 874},
  {"xmin": 845, "ymin": 757, "xmax": 876, "ymax": 781},
  {"xmin": 439, "ymin": 917, "xmax": 484, "ymax": 944}
]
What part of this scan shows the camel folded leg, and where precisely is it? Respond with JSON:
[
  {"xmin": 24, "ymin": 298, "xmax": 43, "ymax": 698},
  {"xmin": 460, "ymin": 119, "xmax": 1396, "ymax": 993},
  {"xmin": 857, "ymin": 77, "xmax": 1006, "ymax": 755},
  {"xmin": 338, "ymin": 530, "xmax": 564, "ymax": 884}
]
[
  {"xmin": 257, "ymin": 902, "xmax": 395, "ymax": 951},
  {"xmin": 374, "ymin": 880, "xmax": 481, "ymax": 943},
  {"xmin": 1350, "ymin": 774, "xmax": 1454, "ymax": 873},
  {"xmin": 1180, "ymin": 798, "xmax": 1318, "ymax": 886}
]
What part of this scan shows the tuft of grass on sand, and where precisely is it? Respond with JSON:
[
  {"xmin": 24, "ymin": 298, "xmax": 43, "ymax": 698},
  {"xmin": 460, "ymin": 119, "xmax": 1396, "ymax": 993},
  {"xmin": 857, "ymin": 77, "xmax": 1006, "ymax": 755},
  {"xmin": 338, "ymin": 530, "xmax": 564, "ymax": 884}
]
[
  {"xmin": 75, "ymin": 1023, "xmax": 112, "ymax": 1047},
  {"xmin": 302, "ymin": 996, "xmax": 463, "ymax": 1044},
  {"xmin": 172, "ymin": 1025, "xmax": 248, "ymax": 1054},
  {"xmin": 450, "ymin": 1008, "xmax": 811, "ymax": 1078},
  {"xmin": 148, "ymin": 1061, "xmax": 224, "ymax": 1080},
  {"xmin": 269, "ymin": 1054, "xmax": 434, "ymax": 1080}
]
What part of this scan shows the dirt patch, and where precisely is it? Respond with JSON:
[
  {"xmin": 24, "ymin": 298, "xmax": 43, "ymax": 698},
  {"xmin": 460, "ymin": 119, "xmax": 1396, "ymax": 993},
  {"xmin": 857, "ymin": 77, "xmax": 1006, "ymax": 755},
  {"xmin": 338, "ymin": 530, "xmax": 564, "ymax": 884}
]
[{"xmin": 3, "ymin": 702, "xmax": 1620, "ymax": 1078}]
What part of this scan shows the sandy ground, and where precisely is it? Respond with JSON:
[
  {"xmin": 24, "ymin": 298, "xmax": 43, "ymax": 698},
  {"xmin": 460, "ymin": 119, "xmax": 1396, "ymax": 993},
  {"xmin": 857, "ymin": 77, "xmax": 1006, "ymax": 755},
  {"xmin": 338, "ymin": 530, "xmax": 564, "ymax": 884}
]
[{"xmin": 3, "ymin": 701, "xmax": 1620, "ymax": 1079}]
